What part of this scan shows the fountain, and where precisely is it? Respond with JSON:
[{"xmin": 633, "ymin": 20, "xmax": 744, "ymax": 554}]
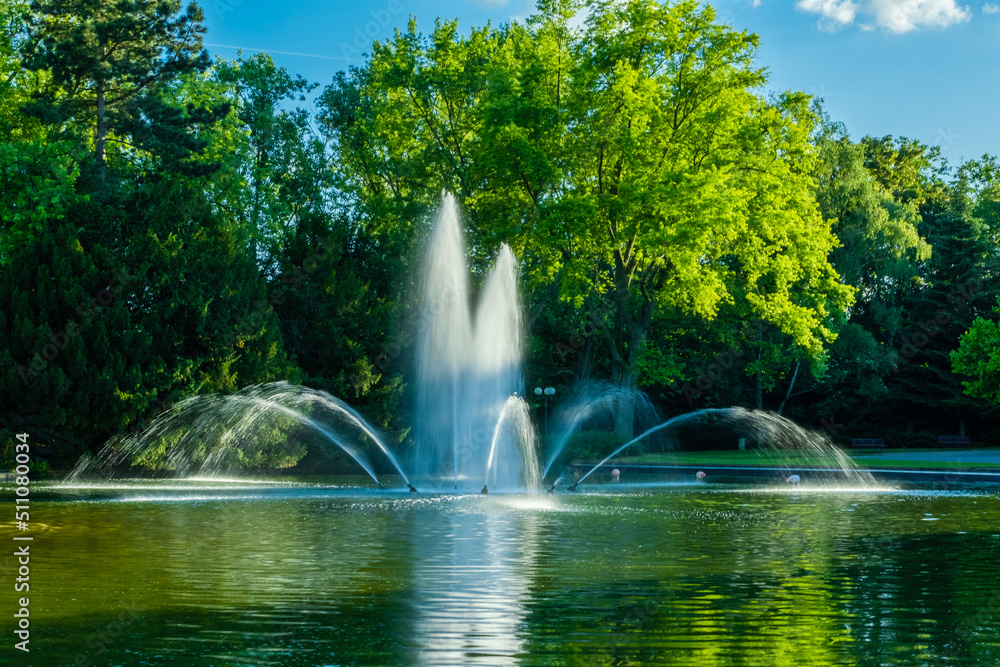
[
  {"xmin": 567, "ymin": 407, "xmax": 876, "ymax": 489},
  {"xmin": 48, "ymin": 193, "xmax": 995, "ymax": 667},
  {"xmin": 411, "ymin": 194, "xmax": 538, "ymax": 490},
  {"xmin": 70, "ymin": 193, "xmax": 870, "ymax": 492},
  {"xmin": 67, "ymin": 382, "xmax": 413, "ymax": 487},
  {"xmin": 70, "ymin": 194, "xmax": 541, "ymax": 492},
  {"xmin": 541, "ymin": 382, "xmax": 659, "ymax": 479}
]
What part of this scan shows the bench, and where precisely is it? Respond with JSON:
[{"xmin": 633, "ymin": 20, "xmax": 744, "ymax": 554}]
[
  {"xmin": 853, "ymin": 439, "xmax": 886, "ymax": 448},
  {"xmin": 938, "ymin": 436, "xmax": 970, "ymax": 446}
]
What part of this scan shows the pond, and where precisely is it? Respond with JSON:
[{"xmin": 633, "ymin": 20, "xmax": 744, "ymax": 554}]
[{"xmin": 9, "ymin": 478, "xmax": 1000, "ymax": 666}]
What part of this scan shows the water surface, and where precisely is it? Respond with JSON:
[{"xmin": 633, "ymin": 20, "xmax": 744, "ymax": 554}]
[{"xmin": 6, "ymin": 478, "xmax": 1000, "ymax": 666}]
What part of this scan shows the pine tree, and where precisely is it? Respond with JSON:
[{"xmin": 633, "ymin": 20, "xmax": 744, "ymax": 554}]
[{"xmin": 21, "ymin": 0, "xmax": 211, "ymax": 182}]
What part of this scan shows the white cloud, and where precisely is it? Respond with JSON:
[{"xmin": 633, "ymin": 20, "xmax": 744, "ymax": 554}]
[
  {"xmin": 865, "ymin": 0, "xmax": 972, "ymax": 31},
  {"xmin": 984, "ymin": 2, "xmax": 1000, "ymax": 13},
  {"xmin": 796, "ymin": 0, "xmax": 861, "ymax": 31},
  {"xmin": 797, "ymin": 0, "xmax": 972, "ymax": 32}
]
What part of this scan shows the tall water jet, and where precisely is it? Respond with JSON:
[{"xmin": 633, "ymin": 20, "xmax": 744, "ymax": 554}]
[
  {"xmin": 413, "ymin": 193, "xmax": 474, "ymax": 485},
  {"xmin": 413, "ymin": 193, "xmax": 534, "ymax": 490}
]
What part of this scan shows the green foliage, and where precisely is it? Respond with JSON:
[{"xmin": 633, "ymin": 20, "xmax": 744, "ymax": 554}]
[
  {"xmin": 318, "ymin": 1, "xmax": 852, "ymax": 420},
  {"xmin": 4, "ymin": 0, "xmax": 1000, "ymax": 468},
  {"xmin": 893, "ymin": 157, "xmax": 1000, "ymax": 429},
  {"xmin": 211, "ymin": 53, "xmax": 319, "ymax": 271},
  {"xmin": 21, "ymin": 0, "xmax": 214, "ymax": 181},
  {"xmin": 0, "ymin": 180, "xmax": 299, "ymax": 462},
  {"xmin": 558, "ymin": 430, "xmax": 630, "ymax": 462},
  {"xmin": 953, "ymin": 302, "xmax": 1000, "ymax": 404},
  {"xmin": 808, "ymin": 126, "xmax": 932, "ymax": 419}
]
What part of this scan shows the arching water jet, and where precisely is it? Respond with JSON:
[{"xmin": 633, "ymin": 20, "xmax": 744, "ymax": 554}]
[{"xmin": 569, "ymin": 408, "xmax": 875, "ymax": 489}]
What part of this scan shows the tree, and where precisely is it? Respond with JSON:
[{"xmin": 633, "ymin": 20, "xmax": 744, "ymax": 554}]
[
  {"xmin": 212, "ymin": 53, "xmax": 318, "ymax": 271},
  {"xmin": 949, "ymin": 158, "xmax": 1000, "ymax": 406},
  {"xmin": 952, "ymin": 298, "xmax": 1000, "ymax": 404},
  {"xmin": 808, "ymin": 127, "xmax": 932, "ymax": 427},
  {"xmin": 0, "ymin": 180, "xmax": 299, "ymax": 461},
  {"xmin": 2, "ymin": 2, "xmax": 299, "ymax": 465},
  {"xmin": 319, "ymin": 1, "xmax": 853, "ymax": 435},
  {"xmin": 894, "ymin": 157, "xmax": 1000, "ymax": 436},
  {"xmin": 21, "ymin": 0, "xmax": 211, "ymax": 182}
]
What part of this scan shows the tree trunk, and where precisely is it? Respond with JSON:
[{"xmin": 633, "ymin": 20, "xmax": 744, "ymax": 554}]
[
  {"xmin": 613, "ymin": 370, "xmax": 637, "ymax": 439},
  {"xmin": 589, "ymin": 247, "xmax": 660, "ymax": 441},
  {"xmin": 755, "ymin": 359, "xmax": 763, "ymax": 410},
  {"xmin": 776, "ymin": 360, "xmax": 800, "ymax": 416},
  {"xmin": 96, "ymin": 76, "xmax": 107, "ymax": 182},
  {"xmin": 576, "ymin": 331, "xmax": 595, "ymax": 382},
  {"xmin": 754, "ymin": 324, "xmax": 763, "ymax": 410}
]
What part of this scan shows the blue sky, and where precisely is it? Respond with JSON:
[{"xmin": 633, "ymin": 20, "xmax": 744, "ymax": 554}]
[{"xmin": 201, "ymin": 0, "xmax": 1000, "ymax": 163}]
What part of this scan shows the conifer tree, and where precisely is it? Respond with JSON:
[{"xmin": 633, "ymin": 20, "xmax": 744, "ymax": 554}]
[{"xmin": 21, "ymin": 0, "xmax": 211, "ymax": 182}]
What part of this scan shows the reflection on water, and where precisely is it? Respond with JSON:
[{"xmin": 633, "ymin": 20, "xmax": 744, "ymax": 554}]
[
  {"xmin": 3, "ymin": 479, "xmax": 999, "ymax": 666},
  {"xmin": 408, "ymin": 498, "xmax": 541, "ymax": 665}
]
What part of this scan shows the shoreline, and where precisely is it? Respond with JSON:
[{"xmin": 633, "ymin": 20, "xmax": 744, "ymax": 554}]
[{"xmin": 567, "ymin": 462, "xmax": 1000, "ymax": 484}]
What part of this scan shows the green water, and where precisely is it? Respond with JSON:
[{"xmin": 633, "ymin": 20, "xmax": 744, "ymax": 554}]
[{"xmin": 4, "ymin": 478, "xmax": 1000, "ymax": 666}]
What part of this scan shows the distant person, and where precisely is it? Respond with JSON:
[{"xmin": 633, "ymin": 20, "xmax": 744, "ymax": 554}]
[
  {"xmin": 695, "ymin": 471, "xmax": 706, "ymax": 482},
  {"xmin": 611, "ymin": 469, "xmax": 620, "ymax": 483},
  {"xmin": 786, "ymin": 474, "xmax": 800, "ymax": 486}
]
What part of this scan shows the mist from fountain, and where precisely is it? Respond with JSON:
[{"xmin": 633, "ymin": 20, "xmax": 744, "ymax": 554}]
[
  {"xmin": 483, "ymin": 396, "xmax": 540, "ymax": 492},
  {"xmin": 542, "ymin": 383, "xmax": 659, "ymax": 479}
]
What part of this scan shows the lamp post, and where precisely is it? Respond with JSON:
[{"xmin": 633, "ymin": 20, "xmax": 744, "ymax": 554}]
[{"xmin": 534, "ymin": 386, "xmax": 555, "ymax": 435}]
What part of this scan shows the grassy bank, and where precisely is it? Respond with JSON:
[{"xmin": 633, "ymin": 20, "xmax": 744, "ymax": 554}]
[{"xmin": 613, "ymin": 449, "xmax": 1000, "ymax": 471}]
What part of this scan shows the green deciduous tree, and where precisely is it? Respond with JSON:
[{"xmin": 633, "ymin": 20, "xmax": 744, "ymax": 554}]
[
  {"xmin": 319, "ymin": 1, "xmax": 853, "ymax": 435},
  {"xmin": 952, "ymin": 298, "xmax": 1000, "ymax": 404},
  {"xmin": 212, "ymin": 53, "xmax": 318, "ymax": 271},
  {"xmin": 809, "ymin": 128, "xmax": 932, "ymax": 424},
  {"xmin": 949, "ymin": 158, "xmax": 1000, "ymax": 407}
]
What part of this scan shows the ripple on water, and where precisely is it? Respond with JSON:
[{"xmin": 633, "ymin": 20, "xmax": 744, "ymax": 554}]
[{"xmin": 10, "ymin": 483, "xmax": 1000, "ymax": 667}]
